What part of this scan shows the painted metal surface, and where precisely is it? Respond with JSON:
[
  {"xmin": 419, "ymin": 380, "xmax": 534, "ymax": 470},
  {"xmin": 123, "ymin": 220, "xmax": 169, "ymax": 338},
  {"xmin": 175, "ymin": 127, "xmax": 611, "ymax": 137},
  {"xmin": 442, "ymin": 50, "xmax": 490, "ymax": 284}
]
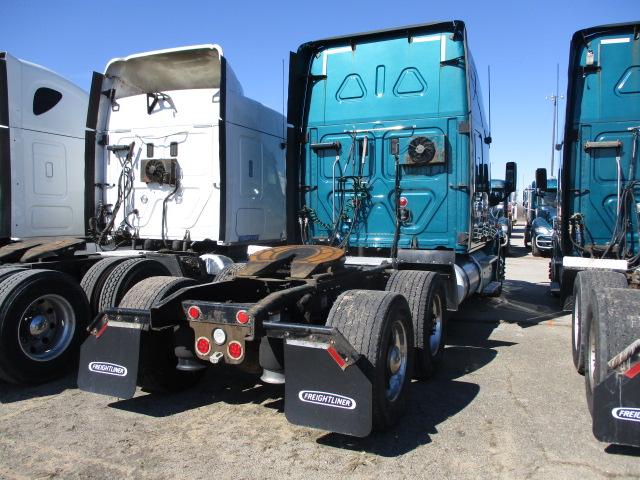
[
  {"xmin": 1, "ymin": 51, "xmax": 88, "ymax": 239},
  {"xmin": 289, "ymin": 21, "xmax": 492, "ymax": 254},
  {"xmin": 560, "ymin": 23, "xmax": 640, "ymax": 255},
  {"xmin": 93, "ymin": 46, "xmax": 286, "ymax": 244}
]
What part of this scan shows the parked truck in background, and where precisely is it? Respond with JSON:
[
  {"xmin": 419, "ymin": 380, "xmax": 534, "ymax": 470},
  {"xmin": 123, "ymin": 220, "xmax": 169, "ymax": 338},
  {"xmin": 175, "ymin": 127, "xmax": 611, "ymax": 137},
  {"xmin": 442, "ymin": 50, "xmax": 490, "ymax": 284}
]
[
  {"xmin": 0, "ymin": 45, "xmax": 286, "ymax": 384},
  {"xmin": 548, "ymin": 21, "xmax": 640, "ymax": 447},
  {"xmin": 523, "ymin": 176, "xmax": 557, "ymax": 256},
  {"xmin": 0, "ymin": 52, "xmax": 88, "ymax": 246},
  {"xmin": 490, "ymin": 179, "xmax": 512, "ymax": 253},
  {"xmin": 78, "ymin": 21, "xmax": 516, "ymax": 437}
]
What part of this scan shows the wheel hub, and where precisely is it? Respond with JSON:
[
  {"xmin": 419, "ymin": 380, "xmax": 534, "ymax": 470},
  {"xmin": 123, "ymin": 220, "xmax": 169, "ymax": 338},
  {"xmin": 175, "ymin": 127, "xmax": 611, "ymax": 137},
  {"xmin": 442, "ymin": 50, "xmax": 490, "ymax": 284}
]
[
  {"xmin": 385, "ymin": 320, "xmax": 408, "ymax": 402},
  {"xmin": 18, "ymin": 294, "xmax": 75, "ymax": 362},
  {"xmin": 388, "ymin": 346, "xmax": 401, "ymax": 375},
  {"xmin": 29, "ymin": 314, "xmax": 49, "ymax": 336}
]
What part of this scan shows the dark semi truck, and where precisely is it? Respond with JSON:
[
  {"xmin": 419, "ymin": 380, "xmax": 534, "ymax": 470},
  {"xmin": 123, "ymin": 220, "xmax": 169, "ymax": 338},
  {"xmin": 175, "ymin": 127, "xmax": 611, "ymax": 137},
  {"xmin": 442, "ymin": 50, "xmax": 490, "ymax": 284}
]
[{"xmin": 78, "ymin": 21, "xmax": 515, "ymax": 437}]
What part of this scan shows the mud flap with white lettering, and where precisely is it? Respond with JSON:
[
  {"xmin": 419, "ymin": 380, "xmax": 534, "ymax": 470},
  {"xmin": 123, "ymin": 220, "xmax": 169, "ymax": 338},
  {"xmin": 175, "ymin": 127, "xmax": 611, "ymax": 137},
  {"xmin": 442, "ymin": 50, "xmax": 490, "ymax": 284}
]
[
  {"xmin": 77, "ymin": 311, "xmax": 148, "ymax": 399},
  {"xmin": 283, "ymin": 335, "xmax": 372, "ymax": 437},
  {"xmin": 593, "ymin": 368, "xmax": 640, "ymax": 447}
]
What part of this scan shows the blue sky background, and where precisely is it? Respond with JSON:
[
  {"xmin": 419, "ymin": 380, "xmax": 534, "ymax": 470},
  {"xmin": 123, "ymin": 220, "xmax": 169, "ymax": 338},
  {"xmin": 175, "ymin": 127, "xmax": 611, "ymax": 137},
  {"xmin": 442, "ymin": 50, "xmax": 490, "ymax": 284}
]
[{"xmin": 2, "ymin": 0, "xmax": 637, "ymax": 197}]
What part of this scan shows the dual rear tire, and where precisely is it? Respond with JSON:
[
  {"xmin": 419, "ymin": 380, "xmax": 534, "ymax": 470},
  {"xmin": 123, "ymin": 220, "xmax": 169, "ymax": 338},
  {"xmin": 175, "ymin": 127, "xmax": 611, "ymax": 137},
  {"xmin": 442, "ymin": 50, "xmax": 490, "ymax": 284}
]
[
  {"xmin": 584, "ymin": 287, "xmax": 640, "ymax": 414},
  {"xmin": 571, "ymin": 270, "xmax": 627, "ymax": 374},
  {"xmin": 0, "ymin": 269, "xmax": 90, "ymax": 384},
  {"xmin": 325, "ymin": 271, "xmax": 448, "ymax": 431},
  {"xmin": 327, "ymin": 290, "xmax": 414, "ymax": 431},
  {"xmin": 385, "ymin": 270, "xmax": 447, "ymax": 379},
  {"xmin": 118, "ymin": 276, "xmax": 204, "ymax": 392}
]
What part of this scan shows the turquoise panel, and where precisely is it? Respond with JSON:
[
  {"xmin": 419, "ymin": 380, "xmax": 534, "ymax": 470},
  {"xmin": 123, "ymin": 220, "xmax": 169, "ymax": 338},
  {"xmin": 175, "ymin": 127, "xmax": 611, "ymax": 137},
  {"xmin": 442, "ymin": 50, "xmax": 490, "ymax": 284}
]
[{"xmin": 301, "ymin": 28, "xmax": 477, "ymax": 252}]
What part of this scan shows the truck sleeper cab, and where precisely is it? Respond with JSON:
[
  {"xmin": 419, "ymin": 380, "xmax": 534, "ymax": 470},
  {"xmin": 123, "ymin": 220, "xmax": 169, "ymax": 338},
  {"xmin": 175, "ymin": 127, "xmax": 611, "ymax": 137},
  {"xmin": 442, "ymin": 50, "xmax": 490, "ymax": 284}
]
[
  {"xmin": 88, "ymin": 45, "xmax": 286, "ymax": 249},
  {"xmin": 549, "ymin": 22, "xmax": 640, "ymax": 447},
  {"xmin": 78, "ymin": 22, "xmax": 515, "ymax": 438},
  {"xmin": 0, "ymin": 52, "xmax": 88, "ymax": 245}
]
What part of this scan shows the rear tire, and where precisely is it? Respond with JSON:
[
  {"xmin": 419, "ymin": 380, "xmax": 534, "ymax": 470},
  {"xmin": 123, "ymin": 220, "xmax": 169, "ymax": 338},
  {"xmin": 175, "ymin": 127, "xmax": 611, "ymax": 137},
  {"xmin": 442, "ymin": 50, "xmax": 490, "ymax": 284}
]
[
  {"xmin": 0, "ymin": 266, "xmax": 27, "ymax": 283},
  {"xmin": 213, "ymin": 262, "xmax": 246, "ymax": 282},
  {"xmin": 0, "ymin": 269, "xmax": 91, "ymax": 384},
  {"xmin": 385, "ymin": 271, "xmax": 446, "ymax": 379},
  {"xmin": 119, "ymin": 276, "xmax": 203, "ymax": 392},
  {"xmin": 585, "ymin": 287, "xmax": 640, "ymax": 415},
  {"xmin": 98, "ymin": 258, "xmax": 170, "ymax": 312},
  {"xmin": 80, "ymin": 256, "xmax": 131, "ymax": 316},
  {"xmin": 326, "ymin": 290, "xmax": 414, "ymax": 431},
  {"xmin": 572, "ymin": 271, "xmax": 627, "ymax": 374}
]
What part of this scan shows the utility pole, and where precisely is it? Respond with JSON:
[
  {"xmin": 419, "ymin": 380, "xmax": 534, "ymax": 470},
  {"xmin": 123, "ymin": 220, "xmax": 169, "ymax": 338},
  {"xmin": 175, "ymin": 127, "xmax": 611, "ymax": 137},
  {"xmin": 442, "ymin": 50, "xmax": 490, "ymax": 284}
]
[{"xmin": 546, "ymin": 64, "xmax": 564, "ymax": 177}]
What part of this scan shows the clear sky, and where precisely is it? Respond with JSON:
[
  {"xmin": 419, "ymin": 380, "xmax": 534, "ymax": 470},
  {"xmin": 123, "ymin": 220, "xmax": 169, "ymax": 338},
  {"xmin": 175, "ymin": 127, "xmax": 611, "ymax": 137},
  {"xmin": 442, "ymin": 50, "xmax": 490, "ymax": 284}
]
[{"xmin": 2, "ymin": 0, "xmax": 637, "ymax": 196}]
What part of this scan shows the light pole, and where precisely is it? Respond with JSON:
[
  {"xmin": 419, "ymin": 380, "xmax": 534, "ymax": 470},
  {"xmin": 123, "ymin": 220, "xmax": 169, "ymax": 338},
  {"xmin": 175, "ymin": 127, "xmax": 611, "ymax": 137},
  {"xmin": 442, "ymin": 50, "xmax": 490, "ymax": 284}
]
[{"xmin": 546, "ymin": 63, "xmax": 564, "ymax": 177}]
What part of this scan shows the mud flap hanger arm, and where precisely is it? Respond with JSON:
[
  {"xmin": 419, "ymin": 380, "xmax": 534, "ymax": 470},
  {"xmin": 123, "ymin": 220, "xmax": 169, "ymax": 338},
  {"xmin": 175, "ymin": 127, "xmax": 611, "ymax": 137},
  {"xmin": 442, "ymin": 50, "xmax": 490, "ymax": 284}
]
[
  {"xmin": 263, "ymin": 320, "xmax": 360, "ymax": 370},
  {"xmin": 87, "ymin": 307, "xmax": 151, "ymax": 337}
]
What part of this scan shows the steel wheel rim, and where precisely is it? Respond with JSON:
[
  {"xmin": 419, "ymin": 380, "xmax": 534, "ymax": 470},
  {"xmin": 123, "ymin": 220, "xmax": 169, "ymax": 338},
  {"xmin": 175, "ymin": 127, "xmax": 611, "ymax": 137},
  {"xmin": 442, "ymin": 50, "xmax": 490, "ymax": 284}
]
[
  {"xmin": 429, "ymin": 293, "xmax": 443, "ymax": 356},
  {"xmin": 386, "ymin": 319, "xmax": 408, "ymax": 402},
  {"xmin": 587, "ymin": 324, "xmax": 596, "ymax": 391},
  {"xmin": 18, "ymin": 294, "xmax": 76, "ymax": 362}
]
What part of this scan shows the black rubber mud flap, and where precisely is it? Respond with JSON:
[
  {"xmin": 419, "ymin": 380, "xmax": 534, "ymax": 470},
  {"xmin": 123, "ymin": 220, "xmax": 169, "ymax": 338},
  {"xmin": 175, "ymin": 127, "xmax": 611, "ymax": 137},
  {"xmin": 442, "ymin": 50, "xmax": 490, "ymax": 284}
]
[
  {"xmin": 77, "ymin": 316, "xmax": 144, "ymax": 399},
  {"xmin": 284, "ymin": 338, "xmax": 372, "ymax": 437},
  {"xmin": 593, "ymin": 369, "xmax": 640, "ymax": 447}
]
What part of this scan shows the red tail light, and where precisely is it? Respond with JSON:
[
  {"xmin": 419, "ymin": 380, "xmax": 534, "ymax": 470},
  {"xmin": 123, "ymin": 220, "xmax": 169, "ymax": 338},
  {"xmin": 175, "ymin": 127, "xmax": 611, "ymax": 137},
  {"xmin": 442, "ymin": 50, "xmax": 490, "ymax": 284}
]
[
  {"xmin": 196, "ymin": 337, "xmax": 211, "ymax": 355},
  {"xmin": 187, "ymin": 306, "xmax": 202, "ymax": 320},
  {"xmin": 399, "ymin": 196, "xmax": 408, "ymax": 208},
  {"xmin": 236, "ymin": 310, "xmax": 250, "ymax": 324},
  {"xmin": 228, "ymin": 341, "xmax": 243, "ymax": 359}
]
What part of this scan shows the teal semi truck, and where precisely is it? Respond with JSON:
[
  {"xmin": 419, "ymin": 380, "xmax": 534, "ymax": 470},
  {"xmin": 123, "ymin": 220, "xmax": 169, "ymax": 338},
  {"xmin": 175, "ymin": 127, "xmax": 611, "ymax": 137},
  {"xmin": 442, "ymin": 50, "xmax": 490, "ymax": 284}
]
[
  {"xmin": 523, "ymin": 176, "xmax": 558, "ymax": 256},
  {"xmin": 78, "ymin": 22, "xmax": 515, "ymax": 437},
  {"xmin": 490, "ymin": 179, "xmax": 512, "ymax": 253},
  {"xmin": 547, "ymin": 22, "xmax": 640, "ymax": 447}
]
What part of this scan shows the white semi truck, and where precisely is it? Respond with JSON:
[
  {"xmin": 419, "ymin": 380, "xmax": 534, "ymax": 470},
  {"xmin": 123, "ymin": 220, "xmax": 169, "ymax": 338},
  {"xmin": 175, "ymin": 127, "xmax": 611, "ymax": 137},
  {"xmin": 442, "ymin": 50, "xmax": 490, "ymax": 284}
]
[
  {"xmin": 0, "ymin": 45, "xmax": 286, "ymax": 385},
  {"xmin": 0, "ymin": 51, "xmax": 88, "ymax": 244}
]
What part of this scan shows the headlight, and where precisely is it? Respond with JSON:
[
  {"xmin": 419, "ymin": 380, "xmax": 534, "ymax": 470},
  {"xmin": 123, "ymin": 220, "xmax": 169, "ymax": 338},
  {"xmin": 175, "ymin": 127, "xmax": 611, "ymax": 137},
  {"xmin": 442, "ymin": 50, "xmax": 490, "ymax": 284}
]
[
  {"xmin": 536, "ymin": 227, "xmax": 552, "ymax": 236},
  {"xmin": 501, "ymin": 225, "xmax": 509, "ymax": 233}
]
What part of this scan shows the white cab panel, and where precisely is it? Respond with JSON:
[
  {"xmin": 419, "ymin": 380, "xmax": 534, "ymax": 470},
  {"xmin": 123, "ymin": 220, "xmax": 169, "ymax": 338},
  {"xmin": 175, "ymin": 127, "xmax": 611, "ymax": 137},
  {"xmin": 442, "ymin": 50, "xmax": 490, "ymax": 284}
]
[
  {"xmin": 93, "ymin": 45, "xmax": 285, "ymax": 245},
  {"xmin": 1, "ymin": 52, "xmax": 88, "ymax": 239}
]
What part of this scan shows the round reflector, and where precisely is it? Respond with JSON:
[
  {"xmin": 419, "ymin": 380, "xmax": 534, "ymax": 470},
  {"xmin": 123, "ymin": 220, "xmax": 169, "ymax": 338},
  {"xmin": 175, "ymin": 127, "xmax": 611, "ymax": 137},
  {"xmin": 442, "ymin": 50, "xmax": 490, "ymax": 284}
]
[
  {"xmin": 196, "ymin": 337, "xmax": 211, "ymax": 355},
  {"xmin": 236, "ymin": 310, "xmax": 250, "ymax": 324},
  {"xmin": 228, "ymin": 341, "xmax": 243, "ymax": 359},
  {"xmin": 187, "ymin": 306, "xmax": 201, "ymax": 320},
  {"xmin": 213, "ymin": 328, "xmax": 226, "ymax": 345},
  {"xmin": 399, "ymin": 196, "xmax": 408, "ymax": 208}
]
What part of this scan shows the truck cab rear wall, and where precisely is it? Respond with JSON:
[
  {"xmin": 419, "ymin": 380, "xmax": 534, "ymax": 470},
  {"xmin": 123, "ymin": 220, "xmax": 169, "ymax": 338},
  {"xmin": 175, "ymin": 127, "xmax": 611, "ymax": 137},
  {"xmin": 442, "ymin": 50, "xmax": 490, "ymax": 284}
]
[{"xmin": 90, "ymin": 45, "xmax": 286, "ymax": 245}]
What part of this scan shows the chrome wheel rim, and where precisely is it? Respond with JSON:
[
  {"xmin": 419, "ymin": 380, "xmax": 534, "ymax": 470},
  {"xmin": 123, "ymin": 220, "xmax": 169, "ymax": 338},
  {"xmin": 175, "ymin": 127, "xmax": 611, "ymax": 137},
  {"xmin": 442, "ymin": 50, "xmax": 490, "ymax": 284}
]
[
  {"xmin": 18, "ymin": 294, "xmax": 76, "ymax": 362},
  {"xmin": 429, "ymin": 294, "xmax": 443, "ymax": 356},
  {"xmin": 386, "ymin": 319, "xmax": 408, "ymax": 402}
]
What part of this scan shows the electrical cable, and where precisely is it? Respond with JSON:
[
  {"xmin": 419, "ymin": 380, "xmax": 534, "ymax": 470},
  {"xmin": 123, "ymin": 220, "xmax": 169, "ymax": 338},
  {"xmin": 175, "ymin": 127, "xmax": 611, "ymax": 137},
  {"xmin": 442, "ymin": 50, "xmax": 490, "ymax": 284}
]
[
  {"xmin": 97, "ymin": 142, "xmax": 136, "ymax": 249},
  {"xmin": 161, "ymin": 179, "xmax": 180, "ymax": 248}
]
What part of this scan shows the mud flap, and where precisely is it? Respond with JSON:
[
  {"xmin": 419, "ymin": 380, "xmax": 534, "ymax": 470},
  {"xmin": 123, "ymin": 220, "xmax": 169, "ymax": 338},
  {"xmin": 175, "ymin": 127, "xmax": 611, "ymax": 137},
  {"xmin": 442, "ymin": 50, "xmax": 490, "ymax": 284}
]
[
  {"xmin": 77, "ymin": 313, "xmax": 147, "ymax": 399},
  {"xmin": 593, "ymin": 368, "xmax": 640, "ymax": 447},
  {"xmin": 284, "ymin": 338, "xmax": 372, "ymax": 437}
]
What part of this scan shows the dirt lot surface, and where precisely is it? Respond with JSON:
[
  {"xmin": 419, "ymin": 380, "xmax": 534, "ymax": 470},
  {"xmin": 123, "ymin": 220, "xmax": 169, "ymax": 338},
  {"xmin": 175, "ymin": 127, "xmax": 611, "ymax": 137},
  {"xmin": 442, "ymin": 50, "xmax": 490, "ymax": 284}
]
[{"xmin": 1, "ymin": 226, "xmax": 639, "ymax": 479}]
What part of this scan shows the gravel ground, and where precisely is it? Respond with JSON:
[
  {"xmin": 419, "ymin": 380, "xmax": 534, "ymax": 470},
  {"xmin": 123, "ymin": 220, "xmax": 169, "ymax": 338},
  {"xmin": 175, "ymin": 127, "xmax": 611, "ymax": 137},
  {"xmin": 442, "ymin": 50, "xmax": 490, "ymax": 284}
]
[{"xmin": 1, "ymin": 226, "xmax": 639, "ymax": 479}]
